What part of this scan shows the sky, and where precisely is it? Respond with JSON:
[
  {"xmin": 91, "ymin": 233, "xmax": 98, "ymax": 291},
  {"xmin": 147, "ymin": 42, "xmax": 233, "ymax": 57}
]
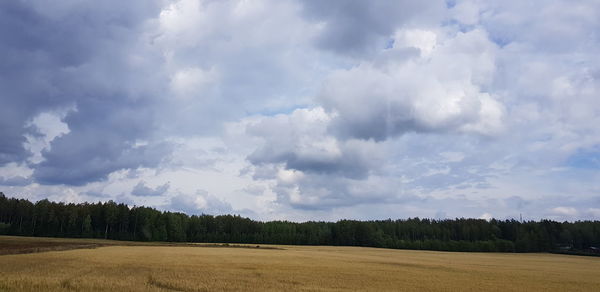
[{"xmin": 1, "ymin": 0, "xmax": 600, "ymax": 222}]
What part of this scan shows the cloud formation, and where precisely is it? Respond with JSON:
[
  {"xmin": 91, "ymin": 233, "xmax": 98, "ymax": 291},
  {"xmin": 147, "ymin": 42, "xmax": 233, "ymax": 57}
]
[
  {"xmin": 320, "ymin": 28, "xmax": 504, "ymax": 141},
  {"xmin": 0, "ymin": 176, "xmax": 33, "ymax": 187},
  {"xmin": 0, "ymin": 0, "xmax": 171, "ymax": 185},
  {"xmin": 169, "ymin": 190, "xmax": 233, "ymax": 215},
  {"xmin": 131, "ymin": 181, "xmax": 170, "ymax": 197},
  {"xmin": 300, "ymin": 0, "xmax": 445, "ymax": 56},
  {"xmin": 1, "ymin": 0, "xmax": 599, "ymax": 221}
]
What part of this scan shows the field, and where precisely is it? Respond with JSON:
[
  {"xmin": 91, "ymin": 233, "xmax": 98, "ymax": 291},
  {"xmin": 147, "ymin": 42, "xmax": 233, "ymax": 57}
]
[{"xmin": 1, "ymin": 236, "xmax": 599, "ymax": 291}]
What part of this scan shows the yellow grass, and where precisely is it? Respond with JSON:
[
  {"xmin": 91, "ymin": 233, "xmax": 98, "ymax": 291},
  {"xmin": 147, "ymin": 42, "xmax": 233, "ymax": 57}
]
[{"xmin": 1, "ymin": 236, "xmax": 599, "ymax": 291}]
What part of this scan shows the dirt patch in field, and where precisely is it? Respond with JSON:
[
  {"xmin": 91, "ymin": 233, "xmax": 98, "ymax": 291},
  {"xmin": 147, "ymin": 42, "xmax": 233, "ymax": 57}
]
[
  {"xmin": 0, "ymin": 240, "xmax": 105, "ymax": 255},
  {"xmin": 0, "ymin": 236, "xmax": 285, "ymax": 256}
]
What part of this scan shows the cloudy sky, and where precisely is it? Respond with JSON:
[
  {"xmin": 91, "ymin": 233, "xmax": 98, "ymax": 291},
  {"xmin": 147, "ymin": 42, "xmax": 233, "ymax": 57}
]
[{"xmin": 1, "ymin": 0, "xmax": 600, "ymax": 222}]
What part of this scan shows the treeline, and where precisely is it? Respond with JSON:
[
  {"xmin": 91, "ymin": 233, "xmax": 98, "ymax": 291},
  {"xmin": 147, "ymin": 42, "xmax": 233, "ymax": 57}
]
[{"xmin": 1, "ymin": 192, "xmax": 599, "ymax": 253}]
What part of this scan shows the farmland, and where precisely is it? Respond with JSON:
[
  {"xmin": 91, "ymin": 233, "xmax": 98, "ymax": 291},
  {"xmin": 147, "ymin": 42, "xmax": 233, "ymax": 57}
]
[{"xmin": 1, "ymin": 236, "xmax": 600, "ymax": 291}]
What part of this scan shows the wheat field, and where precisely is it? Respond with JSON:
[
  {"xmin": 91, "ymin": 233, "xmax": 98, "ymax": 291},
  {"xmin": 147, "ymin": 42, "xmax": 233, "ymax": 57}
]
[{"xmin": 0, "ymin": 237, "xmax": 599, "ymax": 291}]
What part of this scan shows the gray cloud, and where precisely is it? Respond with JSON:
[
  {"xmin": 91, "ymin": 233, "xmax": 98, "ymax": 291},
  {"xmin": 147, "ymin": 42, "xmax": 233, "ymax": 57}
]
[
  {"xmin": 33, "ymin": 136, "xmax": 172, "ymax": 185},
  {"xmin": 169, "ymin": 190, "xmax": 233, "ymax": 215},
  {"xmin": 31, "ymin": 98, "xmax": 173, "ymax": 185},
  {"xmin": 299, "ymin": 0, "xmax": 445, "ymax": 56},
  {"xmin": 320, "ymin": 29, "xmax": 504, "ymax": 141},
  {"xmin": 0, "ymin": 0, "xmax": 172, "ymax": 185},
  {"xmin": 476, "ymin": 1, "xmax": 600, "ymax": 53},
  {"xmin": 246, "ymin": 108, "xmax": 383, "ymax": 179},
  {"xmin": 131, "ymin": 181, "xmax": 170, "ymax": 197},
  {"xmin": 81, "ymin": 191, "xmax": 112, "ymax": 199},
  {"xmin": 0, "ymin": 176, "xmax": 33, "ymax": 187},
  {"xmin": 272, "ymin": 172, "xmax": 422, "ymax": 210}
]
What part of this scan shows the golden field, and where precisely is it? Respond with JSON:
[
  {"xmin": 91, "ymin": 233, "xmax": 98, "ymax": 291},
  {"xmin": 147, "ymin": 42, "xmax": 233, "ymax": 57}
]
[{"xmin": 1, "ymin": 236, "xmax": 599, "ymax": 291}]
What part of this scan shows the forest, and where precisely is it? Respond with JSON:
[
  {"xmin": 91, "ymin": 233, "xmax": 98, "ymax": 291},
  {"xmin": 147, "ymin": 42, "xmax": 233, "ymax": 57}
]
[{"xmin": 1, "ymin": 192, "xmax": 599, "ymax": 253}]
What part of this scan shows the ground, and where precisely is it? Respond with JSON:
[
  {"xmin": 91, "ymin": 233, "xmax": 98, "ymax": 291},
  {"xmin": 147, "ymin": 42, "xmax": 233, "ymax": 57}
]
[{"xmin": 1, "ymin": 236, "xmax": 599, "ymax": 291}]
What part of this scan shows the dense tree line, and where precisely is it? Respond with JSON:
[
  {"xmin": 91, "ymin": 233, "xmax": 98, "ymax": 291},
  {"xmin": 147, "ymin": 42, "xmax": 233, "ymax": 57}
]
[{"xmin": 1, "ymin": 192, "xmax": 599, "ymax": 253}]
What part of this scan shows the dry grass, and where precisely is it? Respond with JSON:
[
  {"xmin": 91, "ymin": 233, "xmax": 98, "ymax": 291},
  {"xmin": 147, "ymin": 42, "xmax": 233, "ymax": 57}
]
[{"xmin": 1, "ymin": 236, "xmax": 599, "ymax": 291}]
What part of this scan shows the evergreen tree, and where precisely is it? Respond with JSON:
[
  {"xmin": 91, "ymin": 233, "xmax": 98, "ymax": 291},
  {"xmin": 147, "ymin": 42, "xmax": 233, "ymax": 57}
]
[{"xmin": 0, "ymin": 193, "xmax": 599, "ymax": 253}]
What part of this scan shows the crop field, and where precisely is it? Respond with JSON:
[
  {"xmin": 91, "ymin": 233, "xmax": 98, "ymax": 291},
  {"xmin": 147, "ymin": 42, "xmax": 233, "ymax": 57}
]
[{"xmin": 1, "ymin": 236, "xmax": 599, "ymax": 291}]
